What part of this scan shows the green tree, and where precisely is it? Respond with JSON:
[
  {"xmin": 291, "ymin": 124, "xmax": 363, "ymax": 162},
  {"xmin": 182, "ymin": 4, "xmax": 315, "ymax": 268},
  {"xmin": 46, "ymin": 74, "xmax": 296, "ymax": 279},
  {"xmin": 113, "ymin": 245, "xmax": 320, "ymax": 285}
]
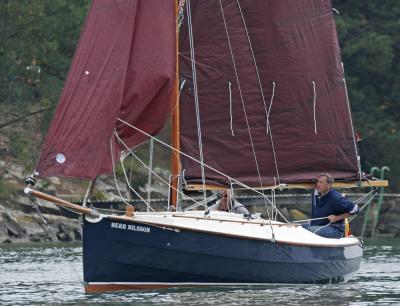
[
  {"xmin": 0, "ymin": 0, "xmax": 90, "ymax": 122},
  {"xmin": 333, "ymin": 0, "xmax": 400, "ymax": 190},
  {"xmin": 1, "ymin": 0, "xmax": 399, "ymax": 191}
]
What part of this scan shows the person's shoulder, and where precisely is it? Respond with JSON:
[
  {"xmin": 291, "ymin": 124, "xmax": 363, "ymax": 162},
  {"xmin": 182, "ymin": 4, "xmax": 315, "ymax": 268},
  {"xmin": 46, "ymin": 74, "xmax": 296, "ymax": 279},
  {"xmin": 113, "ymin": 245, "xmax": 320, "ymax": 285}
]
[
  {"xmin": 330, "ymin": 189, "xmax": 351, "ymax": 204},
  {"xmin": 329, "ymin": 189, "xmax": 342, "ymax": 199},
  {"xmin": 232, "ymin": 199, "xmax": 243, "ymax": 207}
]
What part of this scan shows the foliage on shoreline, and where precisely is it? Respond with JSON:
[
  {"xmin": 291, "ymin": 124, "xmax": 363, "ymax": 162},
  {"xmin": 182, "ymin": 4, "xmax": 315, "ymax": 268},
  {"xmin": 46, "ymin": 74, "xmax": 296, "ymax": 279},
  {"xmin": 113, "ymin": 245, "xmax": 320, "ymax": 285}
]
[
  {"xmin": 0, "ymin": 0, "xmax": 398, "ymax": 190},
  {"xmin": 334, "ymin": 0, "xmax": 399, "ymax": 188}
]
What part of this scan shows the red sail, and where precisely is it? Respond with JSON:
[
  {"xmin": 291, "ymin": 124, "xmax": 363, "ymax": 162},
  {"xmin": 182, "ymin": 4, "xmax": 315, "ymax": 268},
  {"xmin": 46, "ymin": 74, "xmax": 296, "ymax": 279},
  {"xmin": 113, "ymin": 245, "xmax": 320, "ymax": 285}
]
[
  {"xmin": 179, "ymin": 0, "xmax": 359, "ymax": 188},
  {"xmin": 36, "ymin": 0, "xmax": 176, "ymax": 179}
]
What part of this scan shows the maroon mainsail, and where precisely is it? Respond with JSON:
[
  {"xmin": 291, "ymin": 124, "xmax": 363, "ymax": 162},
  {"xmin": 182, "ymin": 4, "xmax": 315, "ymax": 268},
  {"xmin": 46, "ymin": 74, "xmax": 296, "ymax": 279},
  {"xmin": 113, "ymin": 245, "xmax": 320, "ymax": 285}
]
[
  {"xmin": 36, "ymin": 0, "xmax": 176, "ymax": 179},
  {"xmin": 179, "ymin": 0, "xmax": 359, "ymax": 188}
]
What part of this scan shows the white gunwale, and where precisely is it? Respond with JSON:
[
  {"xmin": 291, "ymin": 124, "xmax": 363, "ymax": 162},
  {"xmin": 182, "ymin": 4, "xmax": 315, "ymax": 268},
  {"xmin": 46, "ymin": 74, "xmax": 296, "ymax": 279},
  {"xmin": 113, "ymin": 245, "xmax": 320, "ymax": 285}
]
[{"xmin": 25, "ymin": 187, "xmax": 362, "ymax": 248}]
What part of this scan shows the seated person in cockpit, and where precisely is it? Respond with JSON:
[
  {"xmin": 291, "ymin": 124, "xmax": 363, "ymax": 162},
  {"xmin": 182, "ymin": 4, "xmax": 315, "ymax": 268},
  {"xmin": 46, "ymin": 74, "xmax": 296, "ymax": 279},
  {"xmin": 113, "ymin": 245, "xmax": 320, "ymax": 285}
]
[{"xmin": 216, "ymin": 190, "xmax": 249, "ymax": 215}]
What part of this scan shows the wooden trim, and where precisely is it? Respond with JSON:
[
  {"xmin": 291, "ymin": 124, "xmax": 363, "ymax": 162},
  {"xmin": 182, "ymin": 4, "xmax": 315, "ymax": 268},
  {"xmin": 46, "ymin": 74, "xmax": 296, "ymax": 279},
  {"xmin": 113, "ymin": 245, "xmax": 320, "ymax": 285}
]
[
  {"xmin": 184, "ymin": 180, "xmax": 389, "ymax": 191},
  {"xmin": 85, "ymin": 283, "xmax": 175, "ymax": 293},
  {"xmin": 85, "ymin": 281, "xmax": 313, "ymax": 293},
  {"xmin": 171, "ymin": 214, "xmax": 300, "ymax": 227},
  {"xmin": 24, "ymin": 187, "xmax": 98, "ymax": 217},
  {"xmin": 85, "ymin": 282, "xmax": 283, "ymax": 293}
]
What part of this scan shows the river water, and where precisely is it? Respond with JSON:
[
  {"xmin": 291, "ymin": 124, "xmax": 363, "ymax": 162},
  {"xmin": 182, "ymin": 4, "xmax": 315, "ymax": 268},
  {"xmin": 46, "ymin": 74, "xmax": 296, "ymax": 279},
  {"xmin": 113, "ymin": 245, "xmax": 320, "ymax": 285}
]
[{"xmin": 0, "ymin": 238, "xmax": 399, "ymax": 305}]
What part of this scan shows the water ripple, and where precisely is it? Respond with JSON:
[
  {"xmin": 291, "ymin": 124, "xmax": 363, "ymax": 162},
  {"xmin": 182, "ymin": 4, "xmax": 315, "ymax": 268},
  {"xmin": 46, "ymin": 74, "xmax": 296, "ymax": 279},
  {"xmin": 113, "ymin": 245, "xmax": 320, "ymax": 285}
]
[{"xmin": 0, "ymin": 239, "xmax": 399, "ymax": 305}]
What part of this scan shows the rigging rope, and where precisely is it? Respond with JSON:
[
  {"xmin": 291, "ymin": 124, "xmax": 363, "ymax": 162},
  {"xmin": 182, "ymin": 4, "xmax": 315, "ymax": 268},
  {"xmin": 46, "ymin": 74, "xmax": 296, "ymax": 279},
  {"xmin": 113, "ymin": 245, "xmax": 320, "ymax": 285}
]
[
  {"xmin": 177, "ymin": 0, "xmax": 186, "ymax": 29},
  {"xmin": 349, "ymin": 190, "xmax": 377, "ymax": 222},
  {"xmin": 146, "ymin": 138, "xmax": 154, "ymax": 212},
  {"xmin": 82, "ymin": 179, "xmax": 95, "ymax": 208},
  {"xmin": 118, "ymin": 118, "xmax": 289, "ymax": 222},
  {"xmin": 186, "ymin": 0, "xmax": 207, "ymax": 201},
  {"xmin": 110, "ymin": 135, "xmax": 155, "ymax": 212},
  {"xmin": 114, "ymin": 130, "xmax": 205, "ymax": 209},
  {"xmin": 221, "ymin": 0, "xmax": 279, "ymax": 237},
  {"xmin": 342, "ymin": 62, "xmax": 362, "ymax": 183},
  {"xmin": 271, "ymin": 188, "xmax": 276, "ymax": 221},
  {"xmin": 265, "ymin": 82, "xmax": 281, "ymax": 184},
  {"xmin": 116, "ymin": 118, "xmax": 287, "ymax": 210},
  {"xmin": 292, "ymin": 190, "xmax": 377, "ymax": 224},
  {"xmin": 115, "ymin": 119, "xmax": 289, "ymax": 225},
  {"xmin": 119, "ymin": 153, "xmax": 156, "ymax": 212},
  {"xmin": 169, "ymin": 78, "xmax": 187, "ymax": 172},
  {"xmin": 235, "ymin": 0, "xmax": 281, "ymax": 185},
  {"xmin": 272, "ymin": 177, "xmax": 278, "ymax": 220},
  {"xmin": 170, "ymin": 78, "xmax": 186, "ymax": 117},
  {"xmin": 219, "ymin": 0, "xmax": 265, "ymax": 191}
]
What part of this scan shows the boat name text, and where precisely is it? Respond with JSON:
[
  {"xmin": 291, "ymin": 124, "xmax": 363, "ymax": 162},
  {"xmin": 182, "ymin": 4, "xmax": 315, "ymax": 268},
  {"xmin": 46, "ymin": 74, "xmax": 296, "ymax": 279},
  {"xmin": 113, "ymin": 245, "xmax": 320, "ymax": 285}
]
[{"xmin": 111, "ymin": 222, "xmax": 150, "ymax": 233}]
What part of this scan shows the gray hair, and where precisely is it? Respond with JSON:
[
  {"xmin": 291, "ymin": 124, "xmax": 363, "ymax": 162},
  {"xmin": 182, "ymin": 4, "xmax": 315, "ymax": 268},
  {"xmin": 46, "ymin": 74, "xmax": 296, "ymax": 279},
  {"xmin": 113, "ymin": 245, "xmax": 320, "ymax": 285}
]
[{"xmin": 318, "ymin": 173, "xmax": 334, "ymax": 184}]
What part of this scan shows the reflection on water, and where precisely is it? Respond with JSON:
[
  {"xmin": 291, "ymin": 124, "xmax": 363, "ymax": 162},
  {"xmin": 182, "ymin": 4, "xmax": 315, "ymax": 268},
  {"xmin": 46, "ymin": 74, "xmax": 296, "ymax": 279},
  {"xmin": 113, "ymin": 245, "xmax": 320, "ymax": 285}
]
[{"xmin": 0, "ymin": 239, "xmax": 399, "ymax": 305}]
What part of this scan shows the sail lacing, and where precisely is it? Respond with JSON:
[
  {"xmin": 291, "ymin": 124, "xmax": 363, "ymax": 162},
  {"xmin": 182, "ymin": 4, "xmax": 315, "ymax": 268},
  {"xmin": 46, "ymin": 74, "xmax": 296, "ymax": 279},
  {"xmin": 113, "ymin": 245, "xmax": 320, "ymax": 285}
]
[
  {"xmin": 235, "ymin": 1, "xmax": 281, "ymax": 186},
  {"xmin": 266, "ymin": 82, "xmax": 275, "ymax": 135},
  {"xmin": 228, "ymin": 81, "xmax": 235, "ymax": 136},
  {"xmin": 312, "ymin": 81, "xmax": 318, "ymax": 134},
  {"xmin": 186, "ymin": 0, "xmax": 207, "ymax": 201}
]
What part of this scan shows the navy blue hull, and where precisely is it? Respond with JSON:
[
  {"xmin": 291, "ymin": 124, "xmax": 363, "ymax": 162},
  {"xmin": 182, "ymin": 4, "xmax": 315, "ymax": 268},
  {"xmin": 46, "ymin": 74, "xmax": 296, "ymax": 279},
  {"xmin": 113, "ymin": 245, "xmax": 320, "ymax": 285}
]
[{"xmin": 83, "ymin": 217, "xmax": 362, "ymax": 285}]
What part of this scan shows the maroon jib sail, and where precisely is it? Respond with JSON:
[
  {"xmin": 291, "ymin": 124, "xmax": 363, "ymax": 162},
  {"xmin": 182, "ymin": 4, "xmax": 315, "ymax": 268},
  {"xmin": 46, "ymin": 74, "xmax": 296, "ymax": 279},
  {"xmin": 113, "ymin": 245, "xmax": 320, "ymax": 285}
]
[
  {"xmin": 179, "ymin": 0, "xmax": 359, "ymax": 188},
  {"xmin": 36, "ymin": 0, "xmax": 176, "ymax": 179}
]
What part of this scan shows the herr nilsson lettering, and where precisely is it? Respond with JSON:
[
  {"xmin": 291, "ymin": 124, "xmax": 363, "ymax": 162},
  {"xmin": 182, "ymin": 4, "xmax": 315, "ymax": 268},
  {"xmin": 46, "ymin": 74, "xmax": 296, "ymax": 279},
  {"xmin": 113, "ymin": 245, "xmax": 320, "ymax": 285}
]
[{"xmin": 111, "ymin": 222, "xmax": 150, "ymax": 233}]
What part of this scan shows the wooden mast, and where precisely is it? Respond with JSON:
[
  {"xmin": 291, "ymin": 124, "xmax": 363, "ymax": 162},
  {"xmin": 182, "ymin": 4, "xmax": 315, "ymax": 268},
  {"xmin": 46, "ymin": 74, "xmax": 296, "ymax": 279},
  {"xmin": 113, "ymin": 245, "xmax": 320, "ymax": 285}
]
[{"xmin": 170, "ymin": 0, "xmax": 181, "ymax": 208}]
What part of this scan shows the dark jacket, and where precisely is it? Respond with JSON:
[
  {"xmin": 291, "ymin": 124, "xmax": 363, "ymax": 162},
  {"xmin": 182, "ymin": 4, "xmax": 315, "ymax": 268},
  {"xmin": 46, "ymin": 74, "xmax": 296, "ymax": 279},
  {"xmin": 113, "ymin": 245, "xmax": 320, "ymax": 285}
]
[{"xmin": 311, "ymin": 189, "xmax": 358, "ymax": 231}]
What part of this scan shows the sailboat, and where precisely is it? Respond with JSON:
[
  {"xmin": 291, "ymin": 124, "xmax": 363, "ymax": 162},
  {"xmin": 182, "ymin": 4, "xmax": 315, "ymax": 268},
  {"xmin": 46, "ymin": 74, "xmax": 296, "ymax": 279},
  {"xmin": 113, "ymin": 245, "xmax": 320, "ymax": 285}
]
[{"xmin": 24, "ymin": 0, "xmax": 388, "ymax": 293}]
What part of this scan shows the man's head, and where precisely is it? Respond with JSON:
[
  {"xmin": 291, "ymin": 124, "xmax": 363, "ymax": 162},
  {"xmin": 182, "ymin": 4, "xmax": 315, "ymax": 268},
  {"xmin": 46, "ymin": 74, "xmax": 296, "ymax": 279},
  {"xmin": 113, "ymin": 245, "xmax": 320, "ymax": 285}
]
[
  {"xmin": 316, "ymin": 173, "xmax": 334, "ymax": 195},
  {"xmin": 220, "ymin": 190, "xmax": 232, "ymax": 211}
]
